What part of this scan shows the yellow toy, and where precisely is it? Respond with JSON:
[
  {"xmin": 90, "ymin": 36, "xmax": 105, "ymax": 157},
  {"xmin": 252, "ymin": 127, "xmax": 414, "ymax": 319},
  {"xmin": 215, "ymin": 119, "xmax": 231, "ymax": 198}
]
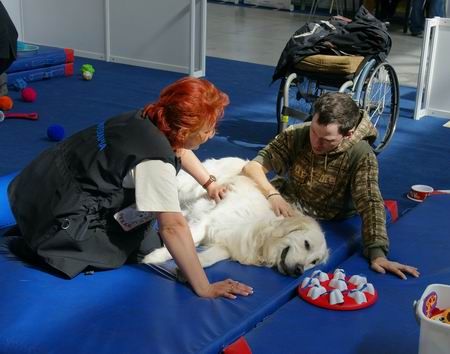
[{"xmin": 431, "ymin": 308, "xmax": 450, "ymax": 325}]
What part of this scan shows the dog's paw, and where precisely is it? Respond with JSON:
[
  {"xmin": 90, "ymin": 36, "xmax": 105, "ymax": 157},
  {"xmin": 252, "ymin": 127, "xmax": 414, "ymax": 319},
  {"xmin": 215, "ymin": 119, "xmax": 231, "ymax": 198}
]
[{"xmin": 141, "ymin": 247, "xmax": 172, "ymax": 264}]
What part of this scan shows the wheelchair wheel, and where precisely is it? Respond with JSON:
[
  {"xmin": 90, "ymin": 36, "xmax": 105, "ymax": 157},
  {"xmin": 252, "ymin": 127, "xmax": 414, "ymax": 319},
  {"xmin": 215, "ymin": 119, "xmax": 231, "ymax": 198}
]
[
  {"xmin": 362, "ymin": 62, "xmax": 399, "ymax": 154},
  {"xmin": 276, "ymin": 75, "xmax": 320, "ymax": 133}
]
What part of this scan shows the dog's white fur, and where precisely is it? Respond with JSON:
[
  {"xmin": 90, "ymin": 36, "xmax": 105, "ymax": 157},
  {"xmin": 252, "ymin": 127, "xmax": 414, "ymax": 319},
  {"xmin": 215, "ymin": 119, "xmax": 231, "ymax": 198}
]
[{"xmin": 143, "ymin": 157, "xmax": 328, "ymax": 276}]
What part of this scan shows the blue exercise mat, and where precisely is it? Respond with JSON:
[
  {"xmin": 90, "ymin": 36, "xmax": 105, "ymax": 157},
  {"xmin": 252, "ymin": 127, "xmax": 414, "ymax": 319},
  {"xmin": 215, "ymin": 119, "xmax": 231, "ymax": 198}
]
[
  {"xmin": 0, "ymin": 214, "xmax": 364, "ymax": 354},
  {"xmin": 244, "ymin": 195, "xmax": 450, "ymax": 354},
  {"xmin": 7, "ymin": 45, "xmax": 73, "ymax": 73}
]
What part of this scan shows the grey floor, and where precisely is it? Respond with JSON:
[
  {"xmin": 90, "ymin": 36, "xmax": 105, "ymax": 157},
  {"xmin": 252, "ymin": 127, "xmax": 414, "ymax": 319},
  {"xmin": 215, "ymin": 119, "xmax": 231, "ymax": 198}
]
[{"xmin": 207, "ymin": 3, "xmax": 424, "ymax": 87}]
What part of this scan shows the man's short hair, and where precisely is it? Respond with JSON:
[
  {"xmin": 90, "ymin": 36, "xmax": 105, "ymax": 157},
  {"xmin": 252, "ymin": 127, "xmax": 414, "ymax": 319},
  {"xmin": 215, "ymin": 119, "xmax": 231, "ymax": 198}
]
[{"xmin": 313, "ymin": 92, "xmax": 360, "ymax": 135}]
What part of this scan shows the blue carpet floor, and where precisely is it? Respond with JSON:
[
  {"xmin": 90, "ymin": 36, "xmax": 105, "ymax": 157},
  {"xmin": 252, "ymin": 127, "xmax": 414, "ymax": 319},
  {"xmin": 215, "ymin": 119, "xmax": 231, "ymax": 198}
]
[{"xmin": 1, "ymin": 56, "xmax": 449, "ymax": 216}]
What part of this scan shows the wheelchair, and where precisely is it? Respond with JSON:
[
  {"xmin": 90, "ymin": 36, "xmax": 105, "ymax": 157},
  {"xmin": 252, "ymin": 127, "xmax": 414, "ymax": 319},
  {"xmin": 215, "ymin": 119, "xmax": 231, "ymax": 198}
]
[{"xmin": 276, "ymin": 53, "xmax": 400, "ymax": 154}]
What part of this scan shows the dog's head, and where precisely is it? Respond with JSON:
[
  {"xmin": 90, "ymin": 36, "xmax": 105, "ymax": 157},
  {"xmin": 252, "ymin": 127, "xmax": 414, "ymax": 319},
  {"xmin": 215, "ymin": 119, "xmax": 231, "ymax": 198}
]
[{"xmin": 263, "ymin": 215, "xmax": 329, "ymax": 277}]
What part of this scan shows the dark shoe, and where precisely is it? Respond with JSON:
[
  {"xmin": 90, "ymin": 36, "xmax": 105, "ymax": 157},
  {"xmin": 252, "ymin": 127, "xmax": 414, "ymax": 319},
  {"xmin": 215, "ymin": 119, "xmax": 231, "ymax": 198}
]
[{"xmin": 410, "ymin": 31, "xmax": 423, "ymax": 38}]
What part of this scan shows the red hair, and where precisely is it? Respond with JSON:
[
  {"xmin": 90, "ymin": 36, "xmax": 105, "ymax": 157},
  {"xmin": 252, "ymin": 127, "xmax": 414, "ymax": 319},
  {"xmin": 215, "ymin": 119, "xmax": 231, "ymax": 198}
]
[{"xmin": 142, "ymin": 77, "xmax": 229, "ymax": 149}]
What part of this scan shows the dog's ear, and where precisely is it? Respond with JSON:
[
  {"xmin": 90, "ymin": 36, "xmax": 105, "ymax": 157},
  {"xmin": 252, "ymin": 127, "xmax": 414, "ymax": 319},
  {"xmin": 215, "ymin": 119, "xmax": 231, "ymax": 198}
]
[{"xmin": 270, "ymin": 216, "xmax": 310, "ymax": 238}]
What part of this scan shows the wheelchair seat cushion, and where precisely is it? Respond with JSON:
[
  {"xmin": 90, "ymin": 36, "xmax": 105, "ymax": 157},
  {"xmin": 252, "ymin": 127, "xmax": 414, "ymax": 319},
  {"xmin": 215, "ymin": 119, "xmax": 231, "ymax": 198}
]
[{"xmin": 295, "ymin": 55, "xmax": 365, "ymax": 75}]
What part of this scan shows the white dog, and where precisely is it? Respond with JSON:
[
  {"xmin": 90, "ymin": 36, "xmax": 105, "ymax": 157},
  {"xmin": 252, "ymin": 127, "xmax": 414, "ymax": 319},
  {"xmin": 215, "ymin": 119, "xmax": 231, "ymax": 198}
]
[{"xmin": 143, "ymin": 157, "xmax": 328, "ymax": 277}]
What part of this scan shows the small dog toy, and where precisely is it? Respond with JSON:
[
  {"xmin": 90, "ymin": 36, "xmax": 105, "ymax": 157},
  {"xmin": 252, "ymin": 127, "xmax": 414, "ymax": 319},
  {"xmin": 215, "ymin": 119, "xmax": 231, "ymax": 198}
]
[
  {"xmin": 0, "ymin": 111, "xmax": 38, "ymax": 122},
  {"xmin": 0, "ymin": 96, "xmax": 13, "ymax": 111},
  {"xmin": 298, "ymin": 268, "xmax": 378, "ymax": 310},
  {"xmin": 422, "ymin": 291, "xmax": 450, "ymax": 325},
  {"xmin": 81, "ymin": 64, "xmax": 95, "ymax": 80},
  {"xmin": 431, "ymin": 308, "xmax": 450, "ymax": 324},
  {"xmin": 21, "ymin": 87, "xmax": 37, "ymax": 102},
  {"xmin": 47, "ymin": 124, "xmax": 65, "ymax": 141}
]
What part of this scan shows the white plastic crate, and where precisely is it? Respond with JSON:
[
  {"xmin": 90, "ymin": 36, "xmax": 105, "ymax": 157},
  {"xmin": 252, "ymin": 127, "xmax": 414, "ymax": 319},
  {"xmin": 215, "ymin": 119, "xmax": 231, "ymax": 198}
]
[{"xmin": 415, "ymin": 284, "xmax": 450, "ymax": 354}]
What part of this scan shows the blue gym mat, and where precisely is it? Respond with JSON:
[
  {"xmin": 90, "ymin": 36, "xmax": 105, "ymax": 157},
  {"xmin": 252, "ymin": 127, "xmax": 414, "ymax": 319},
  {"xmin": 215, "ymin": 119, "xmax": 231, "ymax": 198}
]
[
  {"xmin": 7, "ymin": 46, "xmax": 74, "ymax": 74},
  {"xmin": 244, "ymin": 195, "xmax": 450, "ymax": 354},
  {"xmin": 0, "ymin": 165, "xmax": 368, "ymax": 354},
  {"xmin": 6, "ymin": 45, "xmax": 74, "ymax": 88},
  {"xmin": 0, "ymin": 191, "xmax": 365, "ymax": 354}
]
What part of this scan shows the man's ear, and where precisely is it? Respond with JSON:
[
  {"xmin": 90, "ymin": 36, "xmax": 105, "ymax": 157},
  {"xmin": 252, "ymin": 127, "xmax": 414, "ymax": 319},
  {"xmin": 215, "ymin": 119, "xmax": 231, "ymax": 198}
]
[{"xmin": 344, "ymin": 128, "xmax": 354, "ymax": 139}]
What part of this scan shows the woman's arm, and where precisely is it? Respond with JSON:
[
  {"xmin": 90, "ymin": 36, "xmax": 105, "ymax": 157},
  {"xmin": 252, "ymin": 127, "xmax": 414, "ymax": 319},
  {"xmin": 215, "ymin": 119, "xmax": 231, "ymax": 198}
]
[
  {"xmin": 156, "ymin": 211, "xmax": 253, "ymax": 298},
  {"xmin": 178, "ymin": 149, "xmax": 227, "ymax": 202}
]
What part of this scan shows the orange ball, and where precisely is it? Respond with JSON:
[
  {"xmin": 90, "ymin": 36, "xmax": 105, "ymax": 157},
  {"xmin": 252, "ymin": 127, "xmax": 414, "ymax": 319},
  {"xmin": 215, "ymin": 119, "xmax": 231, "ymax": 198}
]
[{"xmin": 0, "ymin": 96, "xmax": 13, "ymax": 111}]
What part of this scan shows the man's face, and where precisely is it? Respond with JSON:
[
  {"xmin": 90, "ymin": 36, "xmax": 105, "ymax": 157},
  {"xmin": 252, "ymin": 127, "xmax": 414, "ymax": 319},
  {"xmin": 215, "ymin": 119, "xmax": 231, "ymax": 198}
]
[{"xmin": 309, "ymin": 114, "xmax": 351, "ymax": 155}]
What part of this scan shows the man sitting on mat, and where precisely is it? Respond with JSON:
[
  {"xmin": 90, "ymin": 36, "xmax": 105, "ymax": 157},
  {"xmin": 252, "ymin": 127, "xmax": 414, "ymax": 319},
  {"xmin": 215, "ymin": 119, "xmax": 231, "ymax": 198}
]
[{"xmin": 243, "ymin": 92, "xmax": 419, "ymax": 280}]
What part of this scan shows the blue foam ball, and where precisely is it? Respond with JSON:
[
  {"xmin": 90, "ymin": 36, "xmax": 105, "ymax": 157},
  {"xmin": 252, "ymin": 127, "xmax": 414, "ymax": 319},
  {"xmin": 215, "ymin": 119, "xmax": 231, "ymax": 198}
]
[{"xmin": 47, "ymin": 124, "xmax": 65, "ymax": 141}]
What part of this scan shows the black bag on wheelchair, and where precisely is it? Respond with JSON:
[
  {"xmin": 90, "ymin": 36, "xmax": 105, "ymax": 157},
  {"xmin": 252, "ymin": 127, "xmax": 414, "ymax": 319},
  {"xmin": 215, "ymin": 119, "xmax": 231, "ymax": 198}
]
[{"xmin": 273, "ymin": 5, "xmax": 391, "ymax": 83}]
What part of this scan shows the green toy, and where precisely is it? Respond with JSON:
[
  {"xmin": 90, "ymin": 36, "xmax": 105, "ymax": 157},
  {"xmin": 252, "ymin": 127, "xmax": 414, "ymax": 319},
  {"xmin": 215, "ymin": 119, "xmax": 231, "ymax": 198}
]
[{"xmin": 81, "ymin": 64, "xmax": 95, "ymax": 80}]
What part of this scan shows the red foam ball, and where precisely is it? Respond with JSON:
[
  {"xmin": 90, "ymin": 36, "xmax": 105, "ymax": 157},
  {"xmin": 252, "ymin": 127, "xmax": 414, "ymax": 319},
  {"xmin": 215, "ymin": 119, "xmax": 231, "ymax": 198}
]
[{"xmin": 21, "ymin": 87, "xmax": 37, "ymax": 102}]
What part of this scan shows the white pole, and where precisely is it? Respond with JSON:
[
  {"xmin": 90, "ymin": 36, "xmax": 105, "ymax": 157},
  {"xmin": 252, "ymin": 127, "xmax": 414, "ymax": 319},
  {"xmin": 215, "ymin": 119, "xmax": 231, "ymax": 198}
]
[
  {"xmin": 201, "ymin": 0, "xmax": 206, "ymax": 75},
  {"xmin": 189, "ymin": 0, "xmax": 196, "ymax": 76},
  {"xmin": 104, "ymin": 0, "xmax": 111, "ymax": 62}
]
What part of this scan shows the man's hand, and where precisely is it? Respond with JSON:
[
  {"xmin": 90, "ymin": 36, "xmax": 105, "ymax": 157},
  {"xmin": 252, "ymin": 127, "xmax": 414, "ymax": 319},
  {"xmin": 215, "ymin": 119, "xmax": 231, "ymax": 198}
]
[
  {"xmin": 267, "ymin": 194, "xmax": 295, "ymax": 217},
  {"xmin": 206, "ymin": 182, "xmax": 227, "ymax": 203},
  {"xmin": 371, "ymin": 256, "xmax": 420, "ymax": 279}
]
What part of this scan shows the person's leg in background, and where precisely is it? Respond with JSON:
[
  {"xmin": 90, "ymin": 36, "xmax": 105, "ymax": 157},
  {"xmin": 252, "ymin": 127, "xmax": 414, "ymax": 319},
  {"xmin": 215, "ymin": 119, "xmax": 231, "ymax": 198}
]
[
  {"xmin": 410, "ymin": 0, "xmax": 446, "ymax": 36},
  {"xmin": 427, "ymin": 0, "xmax": 446, "ymax": 18},
  {"xmin": 387, "ymin": 0, "xmax": 401, "ymax": 20},
  {"xmin": 379, "ymin": 0, "xmax": 400, "ymax": 22},
  {"xmin": 409, "ymin": 0, "xmax": 426, "ymax": 35}
]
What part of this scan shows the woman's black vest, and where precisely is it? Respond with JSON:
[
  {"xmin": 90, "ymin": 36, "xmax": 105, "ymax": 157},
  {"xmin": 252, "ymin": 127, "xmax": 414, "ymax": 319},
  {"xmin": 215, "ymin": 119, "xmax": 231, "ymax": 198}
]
[{"xmin": 8, "ymin": 110, "xmax": 179, "ymax": 278}]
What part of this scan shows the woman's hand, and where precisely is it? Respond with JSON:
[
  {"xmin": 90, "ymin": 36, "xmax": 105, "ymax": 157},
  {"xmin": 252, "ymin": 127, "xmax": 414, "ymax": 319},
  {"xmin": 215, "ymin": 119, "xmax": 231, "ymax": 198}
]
[
  {"xmin": 267, "ymin": 193, "xmax": 295, "ymax": 217},
  {"xmin": 201, "ymin": 279, "xmax": 253, "ymax": 299},
  {"xmin": 158, "ymin": 212, "xmax": 252, "ymax": 299},
  {"xmin": 178, "ymin": 149, "xmax": 227, "ymax": 203},
  {"xmin": 206, "ymin": 182, "xmax": 227, "ymax": 203}
]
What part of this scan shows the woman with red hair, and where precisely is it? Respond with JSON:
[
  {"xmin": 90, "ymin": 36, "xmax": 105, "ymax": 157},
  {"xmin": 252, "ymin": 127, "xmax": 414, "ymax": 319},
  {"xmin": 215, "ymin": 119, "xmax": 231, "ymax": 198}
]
[{"xmin": 8, "ymin": 77, "xmax": 253, "ymax": 299}]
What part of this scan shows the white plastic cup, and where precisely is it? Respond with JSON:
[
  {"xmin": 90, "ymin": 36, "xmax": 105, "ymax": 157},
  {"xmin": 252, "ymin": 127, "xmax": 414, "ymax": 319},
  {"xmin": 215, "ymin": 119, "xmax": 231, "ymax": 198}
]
[{"xmin": 408, "ymin": 185, "xmax": 434, "ymax": 202}]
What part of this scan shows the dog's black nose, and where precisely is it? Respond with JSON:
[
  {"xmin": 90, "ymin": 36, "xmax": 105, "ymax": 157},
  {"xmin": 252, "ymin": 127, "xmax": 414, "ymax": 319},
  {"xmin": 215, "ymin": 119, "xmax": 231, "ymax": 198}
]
[{"xmin": 293, "ymin": 264, "xmax": 304, "ymax": 276}]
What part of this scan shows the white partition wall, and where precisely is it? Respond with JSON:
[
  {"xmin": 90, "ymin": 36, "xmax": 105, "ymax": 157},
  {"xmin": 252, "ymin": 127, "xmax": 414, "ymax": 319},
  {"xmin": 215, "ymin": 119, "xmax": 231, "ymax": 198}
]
[
  {"xmin": 15, "ymin": 0, "xmax": 206, "ymax": 76},
  {"xmin": 108, "ymin": 0, "xmax": 205, "ymax": 76},
  {"xmin": 21, "ymin": 0, "xmax": 106, "ymax": 60},
  {"xmin": 414, "ymin": 17, "xmax": 450, "ymax": 120}
]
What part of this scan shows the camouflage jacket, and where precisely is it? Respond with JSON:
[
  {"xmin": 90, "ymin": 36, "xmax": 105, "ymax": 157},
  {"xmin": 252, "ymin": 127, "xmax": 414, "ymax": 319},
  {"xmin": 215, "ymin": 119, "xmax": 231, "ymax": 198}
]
[{"xmin": 254, "ymin": 111, "xmax": 388, "ymax": 260}]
